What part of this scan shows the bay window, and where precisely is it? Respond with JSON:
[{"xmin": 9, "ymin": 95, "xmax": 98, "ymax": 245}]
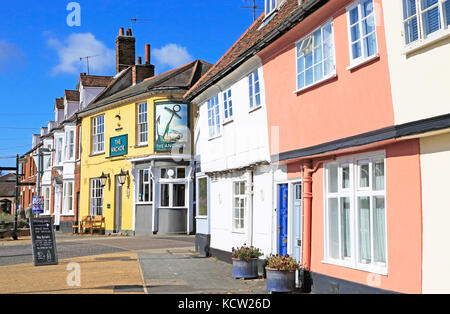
[
  {"xmin": 159, "ymin": 167, "xmax": 187, "ymax": 208},
  {"xmin": 324, "ymin": 153, "xmax": 387, "ymax": 273},
  {"xmin": 403, "ymin": 0, "xmax": 450, "ymax": 45},
  {"xmin": 65, "ymin": 129, "xmax": 75, "ymax": 160},
  {"xmin": 63, "ymin": 181, "xmax": 74, "ymax": 215},
  {"xmin": 296, "ymin": 20, "xmax": 335, "ymax": 90}
]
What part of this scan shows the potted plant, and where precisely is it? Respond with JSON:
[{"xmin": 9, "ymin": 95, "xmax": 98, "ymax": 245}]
[
  {"xmin": 231, "ymin": 244, "xmax": 263, "ymax": 279},
  {"xmin": 265, "ymin": 254, "xmax": 301, "ymax": 293}
]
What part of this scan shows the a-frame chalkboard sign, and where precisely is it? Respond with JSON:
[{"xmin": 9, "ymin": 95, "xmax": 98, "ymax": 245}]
[{"xmin": 30, "ymin": 218, "xmax": 58, "ymax": 266}]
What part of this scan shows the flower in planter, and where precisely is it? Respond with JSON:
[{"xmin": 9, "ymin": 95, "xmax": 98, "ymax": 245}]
[
  {"xmin": 231, "ymin": 244, "xmax": 263, "ymax": 261},
  {"xmin": 266, "ymin": 254, "xmax": 301, "ymax": 272}
]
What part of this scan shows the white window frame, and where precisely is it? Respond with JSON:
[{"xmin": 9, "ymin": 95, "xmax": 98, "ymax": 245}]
[
  {"xmin": 159, "ymin": 167, "xmax": 188, "ymax": 208},
  {"xmin": 265, "ymin": 0, "xmax": 282, "ymax": 16},
  {"xmin": 346, "ymin": 0, "xmax": 379, "ymax": 67},
  {"xmin": 92, "ymin": 115, "xmax": 105, "ymax": 154},
  {"xmin": 137, "ymin": 102, "xmax": 148, "ymax": 145},
  {"xmin": 207, "ymin": 95, "xmax": 221, "ymax": 139},
  {"xmin": 56, "ymin": 136, "xmax": 63, "ymax": 165},
  {"xmin": 222, "ymin": 89, "xmax": 233, "ymax": 123},
  {"xmin": 63, "ymin": 181, "xmax": 74, "ymax": 215},
  {"xmin": 323, "ymin": 151, "xmax": 388, "ymax": 275},
  {"xmin": 402, "ymin": 0, "xmax": 450, "ymax": 51},
  {"xmin": 232, "ymin": 181, "xmax": 247, "ymax": 233},
  {"xmin": 295, "ymin": 19, "xmax": 336, "ymax": 92},
  {"xmin": 90, "ymin": 178, "xmax": 103, "ymax": 216},
  {"xmin": 65, "ymin": 129, "xmax": 75, "ymax": 161},
  {"xmin": 137, "ymin": 169, "xmax": 153, "ymax": 204},
  {"xmin": 44, "ymin": 186, "xmax": 51, "ymax": 215},
  {"xmin": 248, "ymin": 69, "xmax": 261, "ymax": 110}
]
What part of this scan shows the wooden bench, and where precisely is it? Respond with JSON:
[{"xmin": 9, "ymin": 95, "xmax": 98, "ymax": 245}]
[{"xmin": 73, "ymin": 216, "xmax": 105, "ymax": 235}]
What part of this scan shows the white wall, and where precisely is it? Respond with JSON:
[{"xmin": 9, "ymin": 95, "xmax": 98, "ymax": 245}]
[
  {"xmin": 420, "ymin": 132, "xmax": 450, "ymax": 293},
  {"xmin": 194, "ymin": 56, "xmax": 271, "ymax": 173},
  {"xmin": 80, "ymin": 86, "xmax": 105, "ymax": 109},
  {"xmin": 382, "ymin": 0, "xmax": 450, "ymax": 125}
]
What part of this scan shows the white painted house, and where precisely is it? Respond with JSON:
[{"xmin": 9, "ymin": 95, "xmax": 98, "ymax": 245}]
[{"xmin": 187, "ymin": 55, "xmax": 279, "ymax": 259}]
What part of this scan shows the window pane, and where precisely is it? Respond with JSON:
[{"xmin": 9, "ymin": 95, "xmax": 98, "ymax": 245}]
[
  {"xmin": 314, "ymin": 46, "xmax": 323, "ymax": 64},
  {"xmin": 305, "ymin": 68, "xmax": 314, "ymax": 86},
  {"xmin": 373, "ymin": 160, "xmax": 385, "ymax": 191},
  {"xmin": 314, "ymin": 64, "xmax": 323, "ymax": 81},
  {"xmin": 351, "ymin": 24, "xmax": 361, "ymax": 42},
  {"xmin": 445, "ymin": 0, "xmax": 450, "ymax": 26},
  {"xmin": 362, "ymin": 15, "xmax": 376, "ymax": 35},
  {"xmin": 323, "ymin": 23, "xmax": 332, "ymax": 41},
  {"xmin": 297, "ymin": 73, "xmax": 305, "ymax": 90},
  {"xmin": 422, "ymin": 4, "xmax": 441, "ymax": 36},
  {"xmin": 341, "ymin": 197, "xmax": 351, "ymax": 258},
  {"xmin": 362, "ymin": 0, "xmax": 374, "ymax": 17},
  {"xmin": 373, "ymin": 196, "xmax": 386, "ymax": 263},
  {"xmin": 240, "ymin": 182, "xmax": 246, "ymax": 195},
  {"xmin": 364, "ymin": 33, "xmax": 377, "ymax": 57},
  {"xmin": 403, "ymin": 0, "xmax": 417, "ymax": 19},
  {"xmin": 352, "ymin": 42, "xmax": 362, "ymax": 59},
  {"xmin": 328, "ymin": 198, "xmax": 340, "ymax": 259},
  {"xmin": 198, "ymin": 178, "xmax": 208, "ymax": 216},
  {"xmin": 350, "ymin": 6, "xmax": 359, "ymax": 24},
  {"xmin": 161, "ymin": 184, "xmax": 169, "ymax": 207},
  {"xmin": 305, "ymin": 53, "xmax": 313, "ymax": 68},
  {"xmin": 177, "ymin": 168, "xmax": 186, "ymax": 179},
  {"xmin": 358, "ymin": 196, "xmax": 372, "ymax": 264},
  {"xmin": 328, "ymin": 164, "xmax": 338, "ymax": 193},
  {"xmin": 359, "ymin": 163, "xmax": 370, "ymax": 188},
  {"xmin": 342, "ymin": 165, "xmax": 350, "ymax": 189},
  {"xmin": 173, "ymin": 184, "xmax": 185, "ymax": 207},
  {"xmin": 404, "ymin": 17, "xmax": 419, "ymax": 44}
]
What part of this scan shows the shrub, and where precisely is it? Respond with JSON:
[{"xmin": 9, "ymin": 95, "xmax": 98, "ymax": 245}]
[
  {"xmin": 266, "ymin": 254, "xmax": 301, "ymax": 271},
  {"xmin": 231, "ymin": 244, "xmax": 263, "ymax": 261}
]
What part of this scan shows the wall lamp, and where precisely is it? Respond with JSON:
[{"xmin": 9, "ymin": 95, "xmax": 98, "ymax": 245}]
[
  {"xmin": 99, "ymin": 172, "xmax": 110, "ymax": 189},
  {"xmin": 118, "ymin": 169, "xmax": 129, "ymax": 186}
]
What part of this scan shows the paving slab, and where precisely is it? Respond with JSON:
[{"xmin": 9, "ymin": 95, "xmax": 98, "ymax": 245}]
[{"xmin": 139, "ymin": 249, "xmax": 268, "ymax": 294}]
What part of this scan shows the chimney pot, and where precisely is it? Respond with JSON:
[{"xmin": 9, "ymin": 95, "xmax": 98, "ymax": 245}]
[
  {"xmin": 145, "ymin": 44, "xmax": 151, "ymax": 64},
  {"xmin": 137, "ymin": 57, "xmax": 142, "ymax": 65},
  {"xmin": 119, "ymin": 27, "xmax": 125, "ymax": 36},
  {"xmin": 126, "ymin": 28, "xmax": 132, "ymax": 36},
  {"xmin": 80, "ymin": 72, "xmax": 86, "ymax": 76}
]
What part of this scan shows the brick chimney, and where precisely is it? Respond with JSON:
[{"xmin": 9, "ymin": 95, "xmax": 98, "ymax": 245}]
[
  {"xmin": 116, "ymin": 27, "xmax": 136, "ymax": 74},
  {"xmin": 132, "ymin": 44, "xmax": 155, "ymax": 85}
]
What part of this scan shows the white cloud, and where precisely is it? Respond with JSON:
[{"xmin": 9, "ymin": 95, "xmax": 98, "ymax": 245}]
[
  {"xmin": 47, "ymin": 33, "xmax": 114, "ymax": 76},
  {"xmin": 153, "ymin": 44, "xmax": 193, "ymax": 70},
  {"xmin": 0, "ymin": 41, "xmax": 25, "ymax": 73}
]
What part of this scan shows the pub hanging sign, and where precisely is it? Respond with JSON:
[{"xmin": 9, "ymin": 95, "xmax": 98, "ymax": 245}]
[
  {"xmin": 154, "ymin": 102, "xmax": 189, "ymax": 152},
  {"xmin": 110, "ymin": 135, "xmax": 128, "ymax": 157}
]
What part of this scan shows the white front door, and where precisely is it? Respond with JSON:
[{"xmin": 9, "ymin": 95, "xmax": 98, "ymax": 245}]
[{"xmin": 54, "ymin": 186, "xmax": 61, "ymax": 226}]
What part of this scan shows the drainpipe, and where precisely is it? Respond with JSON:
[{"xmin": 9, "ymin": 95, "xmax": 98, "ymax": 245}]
[{"xmin": 301, "ymin": 157, "xmax": 335, "ymax": 272}]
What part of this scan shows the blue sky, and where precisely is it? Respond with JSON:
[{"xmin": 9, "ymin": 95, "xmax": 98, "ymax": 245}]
[{"xmin": 0, "ymin": 0, "xmax": 263, "ymax": 167}]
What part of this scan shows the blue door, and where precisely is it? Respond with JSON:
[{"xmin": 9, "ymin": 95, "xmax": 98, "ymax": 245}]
[{"xmin": 278, "ymin": 184, "xmax": 289, "ymax": 256}]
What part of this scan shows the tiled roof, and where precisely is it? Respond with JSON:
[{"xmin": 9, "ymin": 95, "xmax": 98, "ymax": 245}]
[
  {"xmin": 82, "ymin": 60, "xmax": 212, "ymax": 114},
  {"xmin": 55, "ymin": 97, "xmax": 64, "ymax": 110},
  {"xmin": 79, "ymin": 75, "xmax": 114, "ymax": 88},
  {"xmin": 184, "ymin": 0, "xmax": 321, "ymax": 100},
  {"xmin": 64, "ymin": 90, "xmax": 80, "ymax": 102}
]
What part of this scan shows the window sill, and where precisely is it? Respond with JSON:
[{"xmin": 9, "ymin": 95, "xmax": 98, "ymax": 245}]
[
  {"xmin": 346, "ymin": 54, "xmax": 380, "ymax": 71},
  {"xmin": 195, "ymin": 215, "xmax": 208, "ymax": 219},
  {"xmin": 208, "ymin": 134, "xmax": 222, "ymax": 141},
  {"xmin": 136, "ymin": 201, "xmax": 153, "ymax": 205},
  {"xmin": 293, "ymin": 73, "xmax": 337, "ymax": 95},
  {"xmin": 232, "ymin": 230, "xmax": 246, "ymax": 234},
  {"xmin": 223, "ymin": 118, "xmax": 234, "ymax": 126},
  {"xmin": 321, "ymin": 259, "xmax": 387, "ymax": 276},
  {"xmin": 134, "ymin": 143, "xmax": 148, "ymax": 148},
  {"xmin": 403, "ymin": 29, "xmax": 450, "ymax": 55},
  {"xmin": 89, "ymin": 152, "xmax": 105, "ymax": 157},
  {"xmin": 249, "ymin": 105, "xmax": 262, "ymax": 114}
]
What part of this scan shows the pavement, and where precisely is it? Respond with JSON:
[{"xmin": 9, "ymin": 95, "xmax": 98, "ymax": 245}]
[{"xmin": 0, "ymin": 234, "xmax": 269, "ymax": 294}]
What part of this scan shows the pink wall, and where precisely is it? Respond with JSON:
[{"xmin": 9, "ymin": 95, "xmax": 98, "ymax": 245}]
[
  {"xmin": 307, "ymin": 140, "xmax": 422, "ymax": 293},
  {"xmin": 260, "ymin": 0, "xmax": 395, "ymax": 155}
]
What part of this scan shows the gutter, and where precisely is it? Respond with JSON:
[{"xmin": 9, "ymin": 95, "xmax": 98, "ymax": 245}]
[{"xmin": 186, "ymin": 0, "xmax": 327, "ymax": 101}]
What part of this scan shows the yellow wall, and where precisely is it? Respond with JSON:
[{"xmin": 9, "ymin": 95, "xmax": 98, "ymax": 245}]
[{"xmin": 79, "ymin": 94, "xmax": 186, "ymax": 232}]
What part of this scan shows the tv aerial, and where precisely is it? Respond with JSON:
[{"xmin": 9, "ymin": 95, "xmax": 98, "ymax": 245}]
[
  {"xmin": 79, "ymin": 55, "xmax": 99, "ymax": 75},
  {"xmin": 240, "ymin": 0, "xmax": 264, "ymax": 21}
]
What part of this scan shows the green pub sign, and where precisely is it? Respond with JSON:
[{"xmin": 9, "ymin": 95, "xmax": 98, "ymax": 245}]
[{"xmin": 110, "ymin": 135, "xmax": 128, "ymax": 157}]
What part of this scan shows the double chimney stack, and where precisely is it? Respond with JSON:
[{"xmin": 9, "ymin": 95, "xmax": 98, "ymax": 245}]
[{"xmin": 116, "ymin": 27, "xmax": 154, "ymax": 84}]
